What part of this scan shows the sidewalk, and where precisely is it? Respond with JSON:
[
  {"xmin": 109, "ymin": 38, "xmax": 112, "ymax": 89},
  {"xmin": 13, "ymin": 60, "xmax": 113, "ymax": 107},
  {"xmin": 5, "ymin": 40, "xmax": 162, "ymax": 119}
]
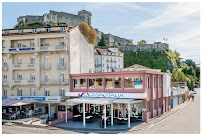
[{"xmin": 129, "ymin": 100, "xmax": 192, "ymax": 132}]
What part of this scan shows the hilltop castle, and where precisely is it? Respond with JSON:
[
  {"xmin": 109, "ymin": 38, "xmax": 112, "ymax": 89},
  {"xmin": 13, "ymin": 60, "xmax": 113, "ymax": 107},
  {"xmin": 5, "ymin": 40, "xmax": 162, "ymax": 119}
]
[{"xmin": 16, "ymin": 10, "xmax": 92, "ymax": 27}]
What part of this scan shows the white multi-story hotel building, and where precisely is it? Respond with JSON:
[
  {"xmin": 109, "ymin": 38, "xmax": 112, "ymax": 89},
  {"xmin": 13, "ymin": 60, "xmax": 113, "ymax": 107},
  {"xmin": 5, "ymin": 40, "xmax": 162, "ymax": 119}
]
[
  {"xmin": 94, "ymin": 48, "xmax": 124, "ymax": 73},
  {"xmin": 2, "ymin": 26, "xmax": 94, "ymax": 118}
]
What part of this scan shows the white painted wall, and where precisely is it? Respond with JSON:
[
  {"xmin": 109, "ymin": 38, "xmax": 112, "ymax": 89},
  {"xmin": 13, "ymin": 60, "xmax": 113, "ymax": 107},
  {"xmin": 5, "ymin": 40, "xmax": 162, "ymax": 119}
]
[
  {"xmin": 163, "ymin": 74, "xmax": 171, "ymax": 97},
  {"xmin": 69, "ymin": 27, "xmax": 94, "ymax": 74}
]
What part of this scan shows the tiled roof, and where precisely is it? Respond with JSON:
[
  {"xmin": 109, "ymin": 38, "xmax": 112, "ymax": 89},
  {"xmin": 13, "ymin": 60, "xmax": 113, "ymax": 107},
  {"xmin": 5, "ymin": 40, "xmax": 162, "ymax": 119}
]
[
  {"xmin": 127, "ymin": 64, "xmax": 152, "ymax": 70},
  {"xmin": 95, "ymin": 48, "xmax": 123, "ymax": 55}
]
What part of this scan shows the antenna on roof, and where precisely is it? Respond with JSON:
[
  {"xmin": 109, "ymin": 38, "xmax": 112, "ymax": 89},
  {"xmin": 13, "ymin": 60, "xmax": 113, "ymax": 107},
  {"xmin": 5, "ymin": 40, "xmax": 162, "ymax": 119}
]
[{"xmin": 83, "ymin": 3, "xmax": 85, "ymax": 10}]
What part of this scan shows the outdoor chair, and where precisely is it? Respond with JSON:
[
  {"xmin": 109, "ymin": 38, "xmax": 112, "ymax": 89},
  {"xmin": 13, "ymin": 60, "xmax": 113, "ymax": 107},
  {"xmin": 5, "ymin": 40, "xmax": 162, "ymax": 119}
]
[
  {"xmin": 17, "ymin": 110, "xmax": 20, "ymax": 117},
  {"xmin": 3, "ymin": 109, "xmax": 7, "ymax": 114},
  {"xmin": 26, "ymin": 110, "xmax": 32, "ymax": 118},
  {"xmin": 10, "ymin": 113, "xmax": 16, "ymax": 120}
]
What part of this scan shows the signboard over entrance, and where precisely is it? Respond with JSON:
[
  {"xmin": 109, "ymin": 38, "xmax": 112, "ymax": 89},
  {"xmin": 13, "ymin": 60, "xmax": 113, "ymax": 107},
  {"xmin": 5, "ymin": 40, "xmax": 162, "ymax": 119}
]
[{"xmin": 66, "ymin": 92, "xmax": 147, "ymax": 99}]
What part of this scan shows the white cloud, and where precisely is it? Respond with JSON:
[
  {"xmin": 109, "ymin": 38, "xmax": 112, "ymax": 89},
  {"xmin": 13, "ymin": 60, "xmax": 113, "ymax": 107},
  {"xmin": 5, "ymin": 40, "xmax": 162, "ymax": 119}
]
[{"xmin": 133, "ymin": 3, "xmax": 200, "ymax": 29}]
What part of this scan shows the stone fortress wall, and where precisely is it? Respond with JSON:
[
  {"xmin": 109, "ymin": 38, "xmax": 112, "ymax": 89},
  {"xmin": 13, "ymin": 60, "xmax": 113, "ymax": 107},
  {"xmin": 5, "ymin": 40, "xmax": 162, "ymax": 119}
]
[
  {"xmin": 96, "ymin": 42, "xmax": 169, "ymax": 52},
  {"xmin": 16, "ymin": 10, "xmax": 92, "ymax": 27}
]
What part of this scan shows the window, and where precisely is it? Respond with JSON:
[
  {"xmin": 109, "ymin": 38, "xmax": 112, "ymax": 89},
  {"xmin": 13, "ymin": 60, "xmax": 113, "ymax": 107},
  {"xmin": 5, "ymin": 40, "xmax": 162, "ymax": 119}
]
[
  {"xmin": 159, "ymin": 98, "xmax": 161, "ymax": 108},
  {"xmin": 17, "ymin": 57, "xmax": 22, "ymax": 64},
  {"xmin": 79, "ymin": 79, "xmax": 86, "ymax": 88},
  {"xmin": 17, "ymin": 74, "xmax": 22, "ymax": 80},
  {"xmin": 30, "ymin": 43, "xmax": 35, "ymax": 47},
  {"xmin": 147, "ymin": 101, "xmax": 150, "ymax": 112},
  {"xmin": 45, "ymin": 73, "xmax": 49, "ymax": 83},
  {"xmin": 96, "ymin": 78, "xmax": 102, "ymax": 88},
  {"xmin": 158, "ymin": 77, "xmax": 161, "ymax": 88},
  {"xmin": 105, "ymin": 77, "xmax": 121, "ymax": 88},
  {"xmin": 89, "ymin": 79, "xmax": 96, "ymax": 89},
  {"xmin": 18, "ymin": 30, "xmax": 24, "ymax": 34},
  {"xmin": 153, "ymin": 99, "xmax": 156, "ymax": 110},
  {"xmin": 118, "ymin": 64, "xmax": 120, "ymax": 68},
  {"xmin": 32, "ymin": 29, "xmax": 37, "ymax": 33},
  {"xmin": 59, "ymin": 58, "xmax": 64, "ymax": 66},
  {"xmin": 46, "ymin": 28, "xmax": 51, "ymax": 32},
  {"xmin": 45, "ymin": 43, "xmax": 49, "ymax": 46},
  {"xmin": 30, "ymin": 73, "xmax": 35, "ymax": 81},
  {"xmin": 154, "ymin": 77, "xmax": 157, "ymax": 88},
  {"xmin": 73, "ymin": 79, "xmax": 86, "ymax": 89},
  {"xmin": 59, "ymin": 88, "xmax": 65, "ymax": 96},
  {"xmin": 17, "ymin": 88, "xmax": 22, "ymax": 96},
  {"xmin": 3, "ymin": 58, "xmax": 7, "ymax": 66},
  {"xmin": 58, "ymin": 105, "xmax": 65, "ymax": 111},
  {"xmin": 60, "ymin": 73, "xmax": 65, "ymax": 82},
  {"xmin": 3, "ymin": 88, "xmax": 7, "ymax": 97},
  {"xmin": 61, "ymin": 27, "xmax": 66, "ymax": 31},
  {"xmin": 60, "ymin": 42, "xmax": 64, "ymax": 46},
  {"xmin": 147, "ymin": 77, "xmax": 150, "ymax": 88},
  {"xmin": 17, "ymin": 43, "xmax": 22, "ymax": 48},
  {"xmin": 44, "ymin": 88, "xmax": 50, "ymax": 96},
  {"xmin": 124, "ymin": 77, "xmax": 143, "ymax": 89},
  {"xmin": 103, "ymin": 64, "xmax": 104, "ymax": 67},
  {"xmin": 30, "ymin": 57, "xmax": 35, "ymax": 64},
  {"xmin": 30, "ymin": 88, "xmax": 36, "ymax": 96},
  {"xmin": 3, "ymin": 74, "xmax": 7, "ymax": 80}
]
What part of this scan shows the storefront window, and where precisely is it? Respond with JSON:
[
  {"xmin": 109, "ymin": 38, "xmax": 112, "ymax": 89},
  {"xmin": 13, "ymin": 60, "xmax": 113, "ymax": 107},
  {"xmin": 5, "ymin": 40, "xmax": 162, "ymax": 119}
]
[
  {"xmin": 73, "ymin": 79, "xmax": 80, "ymax": 89},
  {"xmin": 105, "ymin": 77, "xmax": 121, "ymax": 88},
  {"xmin": 89, "ymin": 79, "xmax": 96, "ymax": 89},
  {"xmin": 80, "ymin": 79, "xmax": 86, "ymax": 88},
  {"xmin": 73, "ymin": 79, "xmax": 86, "ymax": 89},
  {"xmin": 114, "ymin": 77, "xmax": 121, "ymax": 88},
  {"xmin": 58, "ymin": 105, "xmax": 65, "ymax": 111},
  {"xmin": 124, "ymin": 77, "xmax": 143, "ymax": 88},
  {"xmin": 96, "ymin": 78, "xmax": 102, "ymax": 88}
]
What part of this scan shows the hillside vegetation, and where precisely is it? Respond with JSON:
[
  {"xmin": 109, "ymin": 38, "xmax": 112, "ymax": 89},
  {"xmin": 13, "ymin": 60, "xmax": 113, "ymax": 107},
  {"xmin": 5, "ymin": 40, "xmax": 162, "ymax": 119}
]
[{"xmin": 124, "ymin": 49, "xmax": 200, "ymax": 90}]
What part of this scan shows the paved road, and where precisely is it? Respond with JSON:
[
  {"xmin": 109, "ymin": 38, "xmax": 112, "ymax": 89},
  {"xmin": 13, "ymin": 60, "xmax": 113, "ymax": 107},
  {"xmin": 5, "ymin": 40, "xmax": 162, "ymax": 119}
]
[
  {"xmin": 2, "ymin": 88, "xmax": 200, "ymax": 134},
  {"xmin": 127, "ymin": 88, "xmax": 200, "ymax": 134}
]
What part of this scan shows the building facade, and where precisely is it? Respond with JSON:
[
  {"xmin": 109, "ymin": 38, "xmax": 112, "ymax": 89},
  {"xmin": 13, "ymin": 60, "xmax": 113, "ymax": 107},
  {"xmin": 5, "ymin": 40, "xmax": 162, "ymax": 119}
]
[
  {"xmin": 2, "ymin": 25, "xmax": 94, "ymax": 118},
  {"xmin": 66, "ymin": 68, "xmax": 171, "ymax": 126},
  {"xmin": 94, "ymin": 48, "xmax": 124, "ymax": 73}
]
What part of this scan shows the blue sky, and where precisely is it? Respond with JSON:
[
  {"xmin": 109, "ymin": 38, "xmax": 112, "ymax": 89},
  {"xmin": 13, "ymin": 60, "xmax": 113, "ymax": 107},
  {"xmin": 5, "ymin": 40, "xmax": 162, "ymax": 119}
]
[{"xmin": 2, "ymin": 2, "xmax": 200, "ymax": 63}]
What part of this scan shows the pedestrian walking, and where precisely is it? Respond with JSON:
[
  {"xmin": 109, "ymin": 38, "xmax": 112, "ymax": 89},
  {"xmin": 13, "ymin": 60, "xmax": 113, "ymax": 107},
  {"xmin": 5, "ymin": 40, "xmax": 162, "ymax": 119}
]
[
  {"xmin": 192, "ymin": 95, "xmax": 195, "ymax": 101},
  {"xmin": 188, "ymin": 95, "xmax": 190, "ymax": 101}
]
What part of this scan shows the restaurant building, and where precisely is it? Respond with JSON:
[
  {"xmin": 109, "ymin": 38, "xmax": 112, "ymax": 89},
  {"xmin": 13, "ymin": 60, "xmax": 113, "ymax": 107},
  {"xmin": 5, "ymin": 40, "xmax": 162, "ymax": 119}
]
[
  {"xmin": 65, "ymin": 66, "xmax": 171, "ymax": 128},
  {"xmin": 2, "ymin": 25, "xmax": 94, "ymax": 119}
]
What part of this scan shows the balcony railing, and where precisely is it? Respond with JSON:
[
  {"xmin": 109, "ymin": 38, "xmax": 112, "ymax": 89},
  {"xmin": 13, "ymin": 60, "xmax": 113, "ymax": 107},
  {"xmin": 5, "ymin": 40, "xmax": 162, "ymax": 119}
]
[
  {"xmin": 41, "ymin": 79, "xmax": 69, "ymax": 85},
  {"xmin": 13, "ymin": 63, "xmax": 35, "ymax": 70},
  {"xmin": 2, "ymin": 65, "xmax": 8, "ymax": 71},
  {"xmin": 9, "ymin": 46, "xmax": 35, "ymax": 52},
  {"xmin": 40, "ymin": 45, "xmax": 66, "ymax": 52},
  {"xmin": 95, "ymin": 64, "xmax": 101, "ymax": 67},
  {"xmin": 57, "ymin": 63, "xmax": 66, "ymax": 70},
  {"xmin": 42, "ymin": 64, "xmax": 51, "ymax": 70},
  {"xmin": 13, "ymin": 80, "xmax": 35, "ymax": 85},
  {"xmin": 2, "ymin": 80, "xmax": 9, "ymax": 86},
  {"xmin": 110, "ymin": 60, "xmax": 113, "ymax": 63}
]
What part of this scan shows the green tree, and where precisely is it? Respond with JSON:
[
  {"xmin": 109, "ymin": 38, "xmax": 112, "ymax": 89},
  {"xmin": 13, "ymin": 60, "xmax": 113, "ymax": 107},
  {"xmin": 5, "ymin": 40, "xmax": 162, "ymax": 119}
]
[
  {"xmin": 184, "ymin": 59, "xmax": 196, "ymax": 69},
  {"xmin": 98, "ymin": 33, "xmax": 106, "ymax": 46},
  {"xmin": 137, "ymin": 40, "xmax": 147, "ymax": 45}
]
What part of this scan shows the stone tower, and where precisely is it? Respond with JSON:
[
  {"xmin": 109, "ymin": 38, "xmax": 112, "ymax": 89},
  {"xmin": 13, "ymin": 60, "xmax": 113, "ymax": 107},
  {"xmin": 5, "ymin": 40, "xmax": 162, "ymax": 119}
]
[{"xmin": 78, "ymin": 10, "xmax": 92, "ymax": 26}]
